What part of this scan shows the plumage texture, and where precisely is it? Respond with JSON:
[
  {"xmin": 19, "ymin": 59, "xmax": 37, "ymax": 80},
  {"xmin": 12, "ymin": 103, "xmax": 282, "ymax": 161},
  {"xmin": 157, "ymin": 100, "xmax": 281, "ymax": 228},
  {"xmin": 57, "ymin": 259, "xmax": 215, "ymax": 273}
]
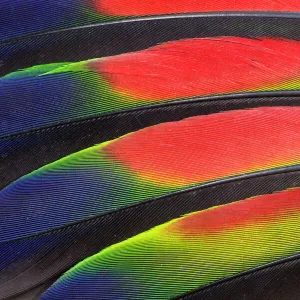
[
  {"xmin": 3, "ymin": 106, "xmax": 300, "ymax": 243},
  {"xmin": 2, "ymin": 0, "xmax": 300, "ymax": 42},
  {"xmin": 97, "ymin": 0, "xmax": 300, "ymax": 15},
  {"xmin": 41, "ymin": 188, "xmax": 300, "ymax": 299},
  {"xmin": 3, "ymin": 37, "xmax": 300, "ymax": 137}
]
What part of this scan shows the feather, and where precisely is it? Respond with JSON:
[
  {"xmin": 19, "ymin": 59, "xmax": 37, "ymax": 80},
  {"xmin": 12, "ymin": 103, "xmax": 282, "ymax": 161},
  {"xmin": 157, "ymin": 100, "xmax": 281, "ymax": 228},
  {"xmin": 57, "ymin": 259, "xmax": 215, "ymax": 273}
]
[
  {"xmin": 2, "ymin": 106, "xmax": 300, "ymax": 243},
  {"xmin": 40, "ymin": 187, "xmax": 300, "ymax": 299},
  {"xmin": 2, "ymin": 0, "xmax": 300, "ymax": 42},
  {"xmin": 3, "ymin": 106, "xmax": 300, "ymax": 298},
  {"xmin": 3, "ymin": 37, "xmax": 300, "ymax": 137},
  {"xmin": 97, "ymin": 0, "xmax": 300, "ymax": 16}
]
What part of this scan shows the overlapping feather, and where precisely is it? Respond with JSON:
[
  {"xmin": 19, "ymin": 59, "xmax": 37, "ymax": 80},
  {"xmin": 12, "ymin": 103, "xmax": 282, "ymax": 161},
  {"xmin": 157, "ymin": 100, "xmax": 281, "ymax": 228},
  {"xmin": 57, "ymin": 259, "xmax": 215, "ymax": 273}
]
[
  {"xmin": 3, "ymin": 2, "xmax": 300, "ymax": 299},
  {"xmin": 2, "ymin": 0, "xmax": 300, "ymax": 42},
  {"xmin": 40, "ymin": 188, "xmax": 300, "ymax": 299},
  {"xmin": 2, "ymin": 106, "xmax": 300, "ymax": 243},
  {"xmin": 3, "ymin": 37, "xmax": 300, "ymax": 137}
]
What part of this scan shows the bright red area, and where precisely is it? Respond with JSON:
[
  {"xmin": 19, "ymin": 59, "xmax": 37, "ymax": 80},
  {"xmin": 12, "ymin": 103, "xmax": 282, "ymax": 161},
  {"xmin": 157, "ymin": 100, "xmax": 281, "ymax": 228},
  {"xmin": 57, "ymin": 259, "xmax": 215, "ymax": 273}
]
[
  {"xmin": 93, "ymin": 0, "xmax": 300, "ymax": 16},
  {"xmin": 171, "ymin": 188, "xmax": 300, "ymax": 234},
  {"xmin": 106, "ymin": 107, "xmax": 300, "ymax": 185},
  {"xmin": 89, "ymin": 38, "xmax": 300, "ymax": 101}
]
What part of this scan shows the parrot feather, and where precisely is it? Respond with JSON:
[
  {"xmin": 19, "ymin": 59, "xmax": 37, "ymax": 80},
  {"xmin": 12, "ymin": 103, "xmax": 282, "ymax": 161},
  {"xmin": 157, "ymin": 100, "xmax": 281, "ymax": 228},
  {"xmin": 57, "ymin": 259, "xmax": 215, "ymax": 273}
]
[
  {"xmin": 2, "ymin": 106, "xmax": 300, "ymax": 242},
  {"xmin": 2, "ymin": 37, "xmax": 300, "ymax": 137},
  {"xmin": 2, "ymin": 0, "xmax": 300, "ymax": 42},
  {"xmin": 2, "ymin": 106, "xmax": 300, "ymax": 297},
  {"xmin": 41, "ymin": 188, "xmax": 300, "ymax": 299}
]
